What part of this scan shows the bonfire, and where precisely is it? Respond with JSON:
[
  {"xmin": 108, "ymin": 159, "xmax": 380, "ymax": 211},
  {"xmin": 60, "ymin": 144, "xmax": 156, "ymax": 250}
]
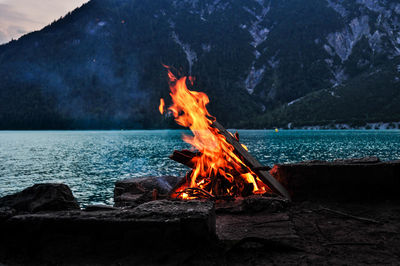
[{"xmin": 159, "ymin": 68, "xmax": 290, "ymax": 200}]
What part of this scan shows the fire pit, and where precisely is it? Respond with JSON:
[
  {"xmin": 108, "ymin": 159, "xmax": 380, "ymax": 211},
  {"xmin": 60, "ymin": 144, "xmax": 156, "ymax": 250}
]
[{"xmin": 159, "ymin": 68, "xmax": 290, "ymax": 200}]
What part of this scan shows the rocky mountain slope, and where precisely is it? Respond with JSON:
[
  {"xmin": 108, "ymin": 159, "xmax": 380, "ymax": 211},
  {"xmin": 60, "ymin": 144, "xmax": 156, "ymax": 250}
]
[{"xmin": 0, "ymin": 0, "xmax": 400, "ymax": 129}]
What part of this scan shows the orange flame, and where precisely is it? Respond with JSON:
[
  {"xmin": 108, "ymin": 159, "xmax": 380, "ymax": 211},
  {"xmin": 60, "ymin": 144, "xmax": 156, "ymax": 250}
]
[
  {"xmin": 163, "ymin": 69, "xmax": 270, "ymax": 199},
  {"xmin": 159, "ymin": 98, "xmax": 165, "ymax": 114}
]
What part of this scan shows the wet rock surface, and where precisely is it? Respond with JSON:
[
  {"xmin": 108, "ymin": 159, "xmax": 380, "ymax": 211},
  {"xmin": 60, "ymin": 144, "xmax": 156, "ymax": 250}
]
[{"xmin": 0, "ymin": 183, "xmax": 80, "ymax": 213}]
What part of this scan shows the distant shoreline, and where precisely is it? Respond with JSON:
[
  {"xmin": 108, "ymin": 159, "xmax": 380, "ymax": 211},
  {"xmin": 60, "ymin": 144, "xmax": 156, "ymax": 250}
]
[
  {"xmin": 0, "ymin": 121, "xmax": 399, "ymax": 131},
  {"xmin": 0, "ymin": 127, "xmax": 400, "ymax": 131},
  {"xmin": 286, "ymin": 121, "xmax": 400, "ymax": 130}
]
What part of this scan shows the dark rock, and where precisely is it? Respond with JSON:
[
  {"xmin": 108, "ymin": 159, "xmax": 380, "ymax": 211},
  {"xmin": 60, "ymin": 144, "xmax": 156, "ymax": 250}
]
[
  {"xmin": 270, "ymin": 158, "xmax": 400, "ymax": 201},
  {"xmin": 216, "ymin": 195, "xmax": 289, "ymax": 214},
  {"xmin": 0, "ymin": 183, "xmax": 80, "ymax": 213},
  {"xmin": 83, "ymin": 204, "xmax": 119, "ymax": 212},
  {"xmin": 0, "ymin": 200, "xmax": 216, "ymax": 261},
  {"xmin": 114, "ymin": 176, "xmax": 181, "ymax": 207},
  {"xmin": 333, "ymin": 157, "xmax": 381, "ymax": 164},
  {"xmin": 0, "ymin": 207, "xmax": 16, "ymax": 221},
  {"xmin": 300, "ymin": 157, "xmax": 382, "ymax": 165},
  {"xmin": 133, "ymin": 199, "xmax": 215, "ymax": 221},
  {"xmin": 242, "ymin": 195, "xmax": 289, "ymax": 213},
  {"xmin": 216, "ymin": 212, "xmax": 297, "ymax": 241},
  {"xmin": 115, "ymin": 192, "xmax": 150, "ymax": 208}
]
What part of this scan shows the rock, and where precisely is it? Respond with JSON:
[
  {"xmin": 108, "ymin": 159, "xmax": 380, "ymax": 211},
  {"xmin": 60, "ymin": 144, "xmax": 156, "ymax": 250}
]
[
  {"xmin": 270, "ymin": 158, "xmax": 400, "ymax": 201},
  {"xmin": 0, "ymin": 183, "xmax": 80, "ymax": 213},
  {"xmin": 242, "ymin": 195, "xmax": 289, "ymax": 213},
  {"xmin": 0, "ymin": 200, "xmax": 216, "ymax": 261},
  {"xmin": 133, "ymin": 199, "xmax": 215, "ymax": 221},
  {"xmin": 216, "ymin": 212, "xmax": 297, "ymax": 241},
  {"xmin": 216, "ymin": 195, "xmax": 289, "ymax": 214},
  {"xmin": 333, "ymin": 157, "xmax": 380, "ymax": 164},
  {"xmin": 83, "ymin": 204, "xmax": 119, "ymax": 212},
  {"xmin": 0, "ymin": 207, "xmax": 16, "ymax": 221},
  {"xmin": 114, "ymin": 176, "xmax": 181, "ymax": 207},
  {"xmin": 115, "ymin": 192, "xmax": 150, "ymax": 207}
]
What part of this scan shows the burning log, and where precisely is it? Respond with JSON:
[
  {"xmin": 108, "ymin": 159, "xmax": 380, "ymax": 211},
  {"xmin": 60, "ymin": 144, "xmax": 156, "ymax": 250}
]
[
  {"xmin": 169, "ymin": 128, "xmax": 290, "ymax": 199},
  {"xmin": 176, "ymin": 187, "xmax": 215, "ymax": 199},
  {"xmin": 169, "ymin": 150, "xmax": 199, "ymax": 168},
  {"xmin": 171, "ymin": 150, "xmax": 270, "ymax": 173},
  {"xmin": 170, "ymin": 149, "xmax": 250, "ymax": 176},
  {"xmin": 170, "ymin": 150, "xmax": 260, "ymax": 199}
]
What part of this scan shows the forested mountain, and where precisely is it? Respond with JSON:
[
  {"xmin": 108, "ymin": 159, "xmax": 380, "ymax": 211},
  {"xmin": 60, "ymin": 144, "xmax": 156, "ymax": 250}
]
[{"xmin": 1, "ymin": 0, "xmax": 400, "ymax": 129}]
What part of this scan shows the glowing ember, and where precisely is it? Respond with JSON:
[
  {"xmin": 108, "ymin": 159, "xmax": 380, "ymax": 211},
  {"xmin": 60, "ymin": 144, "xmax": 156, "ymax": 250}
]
[{"xmin": 160, "ymin": 69, "xmax": 271, "ymax": 199}]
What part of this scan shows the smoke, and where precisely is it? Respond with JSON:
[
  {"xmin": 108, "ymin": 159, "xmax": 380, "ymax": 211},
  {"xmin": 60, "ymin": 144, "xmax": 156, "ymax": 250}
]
[{"xmin": 8, "ymin": 42, "xmax": 148, "ymax": 127}]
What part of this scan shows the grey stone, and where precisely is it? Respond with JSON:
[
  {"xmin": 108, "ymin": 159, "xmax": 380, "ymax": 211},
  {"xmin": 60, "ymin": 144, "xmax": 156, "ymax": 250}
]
[{"xmin": 114, "ymin": 176, "xmax": 181, "ymax": 207}]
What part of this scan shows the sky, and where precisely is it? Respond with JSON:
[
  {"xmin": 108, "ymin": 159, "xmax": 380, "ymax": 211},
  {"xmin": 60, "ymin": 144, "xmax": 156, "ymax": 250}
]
[{"xmin": 0, "ymin": 0, "xmax": 89, "ymax": 44}]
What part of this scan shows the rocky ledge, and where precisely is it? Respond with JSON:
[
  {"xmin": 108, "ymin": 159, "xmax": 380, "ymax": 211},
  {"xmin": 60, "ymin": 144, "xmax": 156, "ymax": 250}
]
[
  {"xmin": 271, "ymin": 157, "xmax": 400, "ymax": 201},
  {"xmin": 0, "ymin": 157, "xmax": 400, "ymax": 265},
  {"xmin": 0, "ymin": 184, "xmax": 216, "ymax": 264}
]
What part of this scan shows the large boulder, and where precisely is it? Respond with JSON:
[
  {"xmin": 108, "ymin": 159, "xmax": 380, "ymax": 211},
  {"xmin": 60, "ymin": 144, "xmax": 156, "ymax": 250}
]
[
  {"xmin": 114, "ymin": 176, "xmax": 181, "ymax": 207},
  {"xmin": 0, "ymin": 183, "xmax": 80, "ymax": 213}
]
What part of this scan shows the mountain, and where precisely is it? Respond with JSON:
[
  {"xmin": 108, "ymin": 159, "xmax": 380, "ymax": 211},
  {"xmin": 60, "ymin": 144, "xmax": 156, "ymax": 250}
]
[{"xmin": 1, "ymin": 0, "xmax": 400, "ymax": 129}]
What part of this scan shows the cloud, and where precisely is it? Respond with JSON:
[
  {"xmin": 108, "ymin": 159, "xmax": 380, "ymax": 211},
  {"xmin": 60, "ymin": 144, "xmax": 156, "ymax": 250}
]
[
  {"xmin": 0, "ymin": 30, "xmax": 7, "ymax": 44},
  {"xmin": 0, "ymin": 0, "xmax": 88, "ymax": 44},
  {"xmin": 8, "ymin": 25, "xmax": 27, "ymax": 35}
]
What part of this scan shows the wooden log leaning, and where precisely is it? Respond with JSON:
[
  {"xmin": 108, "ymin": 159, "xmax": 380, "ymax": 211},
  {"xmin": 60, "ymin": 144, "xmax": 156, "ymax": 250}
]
[
  {"xmin": 169, "ymin": 150, "xmax": 198, "ymax": 168},
  {"xmin": 211, "ymin": 121, "xmax": 291, "ymax": 200}
]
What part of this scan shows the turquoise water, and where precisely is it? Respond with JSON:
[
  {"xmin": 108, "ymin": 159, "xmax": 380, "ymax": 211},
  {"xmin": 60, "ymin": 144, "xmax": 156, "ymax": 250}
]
[{"xmin": 1, "ymin": 130, "xmax": 400, "ymax": 206}]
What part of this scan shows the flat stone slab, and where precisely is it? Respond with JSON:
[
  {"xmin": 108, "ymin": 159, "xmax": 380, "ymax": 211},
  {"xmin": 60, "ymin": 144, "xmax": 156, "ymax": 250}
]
[
  {"xmin": 6, "ymin": 200, "xmax": 215, "ymax": 228},
  {"xmin": 0, "ymin": 200, "xmax": 216, "ymax": 260},
  {"xmin": 216, "ymin": 212, "xmax": 297, "ymax": 241}
]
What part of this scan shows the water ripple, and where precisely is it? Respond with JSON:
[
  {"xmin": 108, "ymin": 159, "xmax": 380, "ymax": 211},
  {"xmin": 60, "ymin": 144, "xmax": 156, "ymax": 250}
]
[{"xmin": 0, "ymin": 130, "xmax": 399, "ymax": 206}]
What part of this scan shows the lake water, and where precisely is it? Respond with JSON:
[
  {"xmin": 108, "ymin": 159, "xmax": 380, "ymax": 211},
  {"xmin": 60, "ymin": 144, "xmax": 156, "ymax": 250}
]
[{"xmin": 1, "ymin": 130, "xmax": 400, "ymax": 206}]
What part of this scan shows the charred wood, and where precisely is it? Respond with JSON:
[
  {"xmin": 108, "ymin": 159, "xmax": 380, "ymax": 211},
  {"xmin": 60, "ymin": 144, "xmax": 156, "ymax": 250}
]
[{"xmin": 169, "ymin": 150, "xmax": 200, "ymax": 168}]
